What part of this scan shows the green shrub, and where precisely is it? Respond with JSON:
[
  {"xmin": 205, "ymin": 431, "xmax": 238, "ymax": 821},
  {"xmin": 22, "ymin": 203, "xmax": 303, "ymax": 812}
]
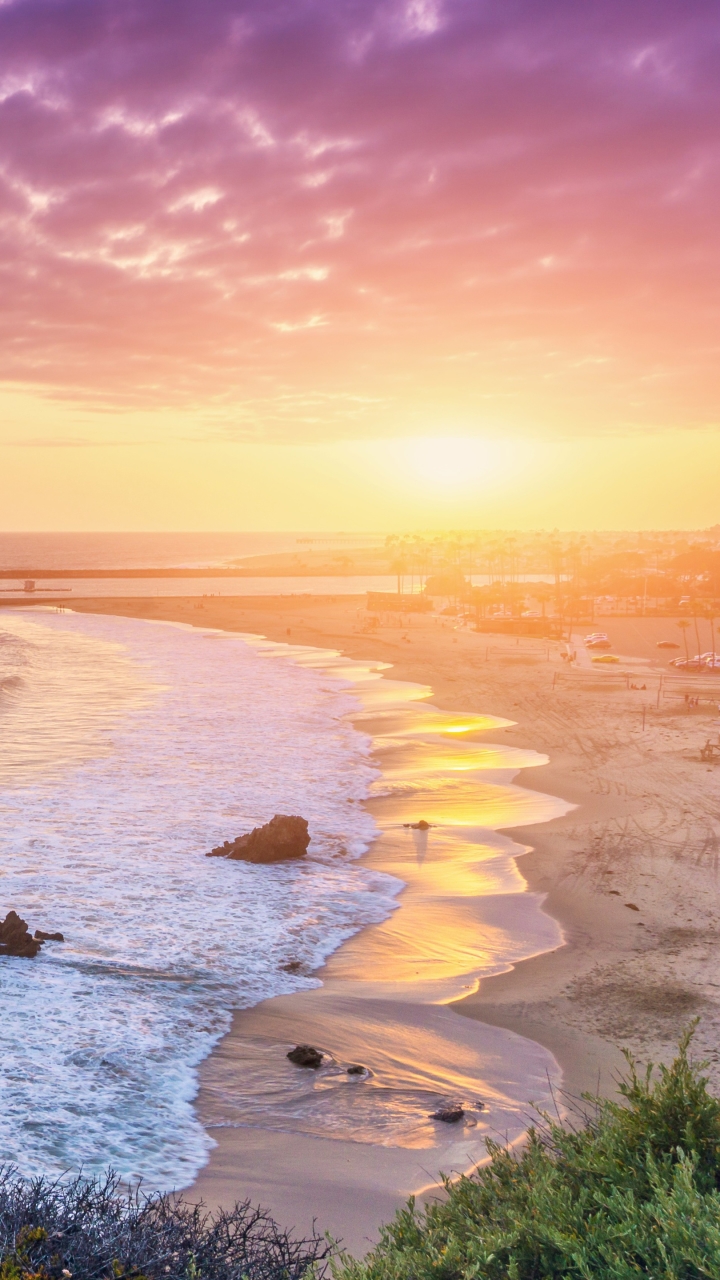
[{"xmin": 336, "ymin": 1030, "xmax": 720, "ymax": 1278}]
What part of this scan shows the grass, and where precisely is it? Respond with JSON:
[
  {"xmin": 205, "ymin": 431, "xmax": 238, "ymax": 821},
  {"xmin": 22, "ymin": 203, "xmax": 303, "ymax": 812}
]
[{"xmin": 335, "ymin": 1029, "xmax": 720, "ymax": 1279}]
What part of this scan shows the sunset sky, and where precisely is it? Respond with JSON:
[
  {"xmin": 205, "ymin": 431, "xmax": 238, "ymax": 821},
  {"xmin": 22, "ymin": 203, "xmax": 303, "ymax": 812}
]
[{"xmin": 1, "ymin": 0, "xmax": 718, "ymax": 529}]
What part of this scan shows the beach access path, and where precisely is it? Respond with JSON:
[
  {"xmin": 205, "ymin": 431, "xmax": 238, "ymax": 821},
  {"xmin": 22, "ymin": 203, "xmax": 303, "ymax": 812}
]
[{"xmin": 61, "ymin": 595, "xmax": 720, "ymax": 1243}]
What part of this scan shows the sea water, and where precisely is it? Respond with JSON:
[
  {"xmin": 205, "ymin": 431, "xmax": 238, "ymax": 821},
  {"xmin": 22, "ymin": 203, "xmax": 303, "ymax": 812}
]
[{"xmin": 0, "ymin": 610, "xmax": 397, "ymax": 1186}]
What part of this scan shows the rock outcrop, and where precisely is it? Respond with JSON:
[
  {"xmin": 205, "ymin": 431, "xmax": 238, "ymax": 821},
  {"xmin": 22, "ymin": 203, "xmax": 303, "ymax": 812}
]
[
  {"xmin": 287, "ymin": 1044, "xmax": 324, "ymax": 1068},
  {"xmin": 0, "ymin": 911, "xmax": 43, "ymax": 958},
  {"xmin": 208, "ymin": 814, "xmax": 310, "ymax": 863},
  {"xmin": 34, "ymin": 929, "xmax": 65, "ymax": 942},
  {"xmin": 403, "ymin": 820, "xmax": 433, "ymax": 830}
]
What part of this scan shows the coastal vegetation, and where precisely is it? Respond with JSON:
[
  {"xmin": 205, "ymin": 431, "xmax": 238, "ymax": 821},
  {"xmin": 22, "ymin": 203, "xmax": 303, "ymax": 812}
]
[
  {"xmin": 224, "ymin": 529, "xmax": 720, "ymax": 630},
  {"xmin": 4, "ymin": 1037, "xmax": 717, "ymax": 1280},
  {"xmin": 0, "ymin": 1173, "xmax": 330, "ymax": 1280},
  {"xmin": 337, "ymin": 1032, "xmax": 720, "ymax": 1279}
]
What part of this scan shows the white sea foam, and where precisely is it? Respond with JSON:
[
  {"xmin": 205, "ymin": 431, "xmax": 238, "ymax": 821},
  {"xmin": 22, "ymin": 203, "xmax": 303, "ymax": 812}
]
[{"xmin": 0, "ymin": 611, "xmax": 399, "ymax": 1187}]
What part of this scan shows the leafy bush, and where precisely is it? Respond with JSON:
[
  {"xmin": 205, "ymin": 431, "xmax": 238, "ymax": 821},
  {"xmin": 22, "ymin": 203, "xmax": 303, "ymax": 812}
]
[
  {"xmin": 0, "ymin": 1171, "xmax": 329, "ymax": 1280},
  {"xmin": 336, "ymin": 1030, "xmax": 720, "ymax": 1278}
]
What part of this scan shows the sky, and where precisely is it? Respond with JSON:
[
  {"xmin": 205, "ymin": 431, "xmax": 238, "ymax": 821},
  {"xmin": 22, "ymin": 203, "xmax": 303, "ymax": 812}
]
[{"xmin": 0, "ymin": 0, "xmax": 718, "ymax": 529}]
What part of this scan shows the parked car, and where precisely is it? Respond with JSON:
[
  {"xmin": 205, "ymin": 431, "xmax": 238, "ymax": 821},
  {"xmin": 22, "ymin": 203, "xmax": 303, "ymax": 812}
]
[
  {"xmin": 592, "ymin": 654, "xmax": 620, "ymax": 664},
  {"xmin": 657, "ymin": 641, "xmax": 680, "ymax": 649},
  {"xmin": 586, "ymin": 638, "xmax": 612, "ymax": 649}
]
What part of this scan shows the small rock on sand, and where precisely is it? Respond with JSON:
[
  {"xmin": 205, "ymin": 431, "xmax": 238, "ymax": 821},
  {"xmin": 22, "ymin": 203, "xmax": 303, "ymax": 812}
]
[
  {"xmin": 287, "ymin": 1044, "xmax": 324, "ymax": 1068},
  {"xmin": 430, "ymin": 1103, "xmax": 465, "ymax": 1123}
]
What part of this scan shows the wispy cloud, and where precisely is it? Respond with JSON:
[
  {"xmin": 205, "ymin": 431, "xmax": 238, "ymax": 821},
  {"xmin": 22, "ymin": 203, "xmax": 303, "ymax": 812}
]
[{"xmin": 0, "ymin": 0, "xmax": 717, "ymax": 439}]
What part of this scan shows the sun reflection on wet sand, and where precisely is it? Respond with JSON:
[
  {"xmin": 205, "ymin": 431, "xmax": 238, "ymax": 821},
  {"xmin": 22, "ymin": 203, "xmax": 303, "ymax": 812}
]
[{"xmin": 198, "ymin": 638, "xmax": 573, "ymax": 1192}]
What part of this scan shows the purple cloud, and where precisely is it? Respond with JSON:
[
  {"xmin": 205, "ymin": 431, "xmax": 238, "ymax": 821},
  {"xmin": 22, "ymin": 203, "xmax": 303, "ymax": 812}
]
[{"xmin": 0, "ymin": 0, "xmax": 718, "ymax": 437}]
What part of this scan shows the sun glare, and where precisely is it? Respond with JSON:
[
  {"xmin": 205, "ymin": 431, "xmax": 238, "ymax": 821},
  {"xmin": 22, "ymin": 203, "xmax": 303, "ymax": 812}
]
[{"xmin": 403, "ymin": 436, "xmax": 509, "ymax": 491}]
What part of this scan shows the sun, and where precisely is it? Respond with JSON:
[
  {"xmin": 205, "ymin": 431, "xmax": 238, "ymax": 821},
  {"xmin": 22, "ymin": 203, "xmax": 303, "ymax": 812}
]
[{"xmin": 403, "ymin": 436, "xmax": 503, "ymax": 491}]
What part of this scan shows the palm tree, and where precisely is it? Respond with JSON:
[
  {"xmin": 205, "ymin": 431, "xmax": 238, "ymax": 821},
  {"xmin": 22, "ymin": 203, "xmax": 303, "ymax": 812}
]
[
  {"xmin": 391, "ymin": 553, "xmax": 408, "ymax": 598},
  {"xmin": 535, "ymin": 582, "xmax": 552, "ymax": 619},
  {"xmin": 677, "ymin": 618, "xmax": 690, "ymax": 662},
  {"xmin": 692, "ymin": 606, "xmax": 702, "ymax": 659},
  {"xmin": 704, "ymin": 602, "xmax": 719, "ymax": 659}
]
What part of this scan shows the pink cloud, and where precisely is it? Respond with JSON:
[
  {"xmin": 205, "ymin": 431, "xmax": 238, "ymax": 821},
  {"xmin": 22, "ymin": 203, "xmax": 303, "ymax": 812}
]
[{"xmin": 0, "ymin": 0, "xmax": 718, "ymax": 437}]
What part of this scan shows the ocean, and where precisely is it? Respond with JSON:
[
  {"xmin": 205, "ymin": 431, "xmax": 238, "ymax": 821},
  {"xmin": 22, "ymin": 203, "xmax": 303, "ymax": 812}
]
[
  {"xmin": 0, "ymin": 609, "xmax": 399, "ymax": 1186},
  {"xmin": 0, "ymin": 532, "xmax": 324, "ymax": 570},
  {"xmin": 0, "ymin": 533, "xmax": 558, "ymax": 599}
]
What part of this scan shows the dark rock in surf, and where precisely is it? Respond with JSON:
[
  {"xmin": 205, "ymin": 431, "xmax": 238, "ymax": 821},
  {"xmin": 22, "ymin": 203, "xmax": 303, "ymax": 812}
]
[
  {"xmin": 34, "ymin": 930, "xmax": 65, "ymax": 942},
  {"xmin": 287, "ymin": 1044, "xmax": 323, "ymax": 1068},
  {"xmin": 281, "ymin": 960, "xmax": 304, "ymax": 974},
  {"xmin": 208, "ymin": 814, "xmax": 310, "ymax": 863},
  {"xmin": 347, "ymin": 1064, "xmax": 371, "ymax": 1076},
  {"xmin": 430, "ymin": 1103, "xmax": 465, "ymax": 1123},
  {"xmin": 403, "ymin": 820, "xmax": 432, "ymax": 830},
  {"xmin": 0, "ymin": 911, "xmax": 43, "ymax": 958}
]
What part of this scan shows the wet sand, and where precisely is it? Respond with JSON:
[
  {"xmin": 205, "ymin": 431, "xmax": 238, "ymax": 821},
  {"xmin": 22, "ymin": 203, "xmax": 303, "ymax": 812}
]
[
  {"xmin": 185, "ymin": 644, "xmax": 570, "ymax": 1254},
  {"xmin": 58, "ymin": 595, "xmax": 720, "ymax": 1251}
]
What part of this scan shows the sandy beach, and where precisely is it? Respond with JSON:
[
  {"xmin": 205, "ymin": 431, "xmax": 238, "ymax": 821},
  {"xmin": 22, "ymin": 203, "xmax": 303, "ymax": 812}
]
[{"xmin": 56, "ymin": 594, "xmax": 720, "ymax": 1251}]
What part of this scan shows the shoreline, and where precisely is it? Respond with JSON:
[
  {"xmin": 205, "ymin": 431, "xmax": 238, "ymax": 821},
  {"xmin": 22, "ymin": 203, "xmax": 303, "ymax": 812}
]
[
  {"xmin": 41, "ymin": 599, "xmax": 573, "ymax": 1252},
  {"xmin": 187, "ymin": 658, "xmax": 571, "ymax": 1251},
  {"xmin": 172, "ymin": 624, "xmax": 573, "ymax": 1252},
  {"xmin": 52, "ymin": 595, "xmax": 720, "ymax": 1250}
]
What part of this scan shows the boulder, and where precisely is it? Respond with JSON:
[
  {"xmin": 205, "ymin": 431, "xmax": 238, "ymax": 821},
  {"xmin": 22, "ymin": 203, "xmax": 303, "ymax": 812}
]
[
  {"xmin": 208, "ymin": 815, "xmax": 310, "ymax": 863},
  {"xmin": 430, "ymin": 1103, "xmax": 465, "ymax": 1123},
  {"xmin": 287, "ymin": 1044, "xmax": 324, "ymax": 1068},
  {"xmin": 0, "ymin": 911, "xmax": 43, "ymax": 958},
  {"xmin": 34, "ymin": 930, "xmax": 65, "ymax": 942},
  {"xmin": 347, "ymin": 1064, "xmax": 371, "ymax": 1077},
  {"xmin": 403, "ymin": 820, "xmax": 432, "ymax": 830}
]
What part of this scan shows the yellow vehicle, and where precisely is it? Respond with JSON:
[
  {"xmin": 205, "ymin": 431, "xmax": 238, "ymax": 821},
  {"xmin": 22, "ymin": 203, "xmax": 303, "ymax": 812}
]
[{"xmin": 591, "ymin": 653, "xmax": 620, "ymax": 664}]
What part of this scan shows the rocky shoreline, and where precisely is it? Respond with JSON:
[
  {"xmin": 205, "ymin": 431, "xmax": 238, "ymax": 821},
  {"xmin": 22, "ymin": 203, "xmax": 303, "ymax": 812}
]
[{"xmin": 0, "ymin": 910, "xmax": 64, "ymax": 958}]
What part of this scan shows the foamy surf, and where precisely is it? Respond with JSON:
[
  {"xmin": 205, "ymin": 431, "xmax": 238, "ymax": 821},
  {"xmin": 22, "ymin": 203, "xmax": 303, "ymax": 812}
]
[{"xmin": 0, "ymin": 610, "xmax": 398, "ymax": 1186}]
